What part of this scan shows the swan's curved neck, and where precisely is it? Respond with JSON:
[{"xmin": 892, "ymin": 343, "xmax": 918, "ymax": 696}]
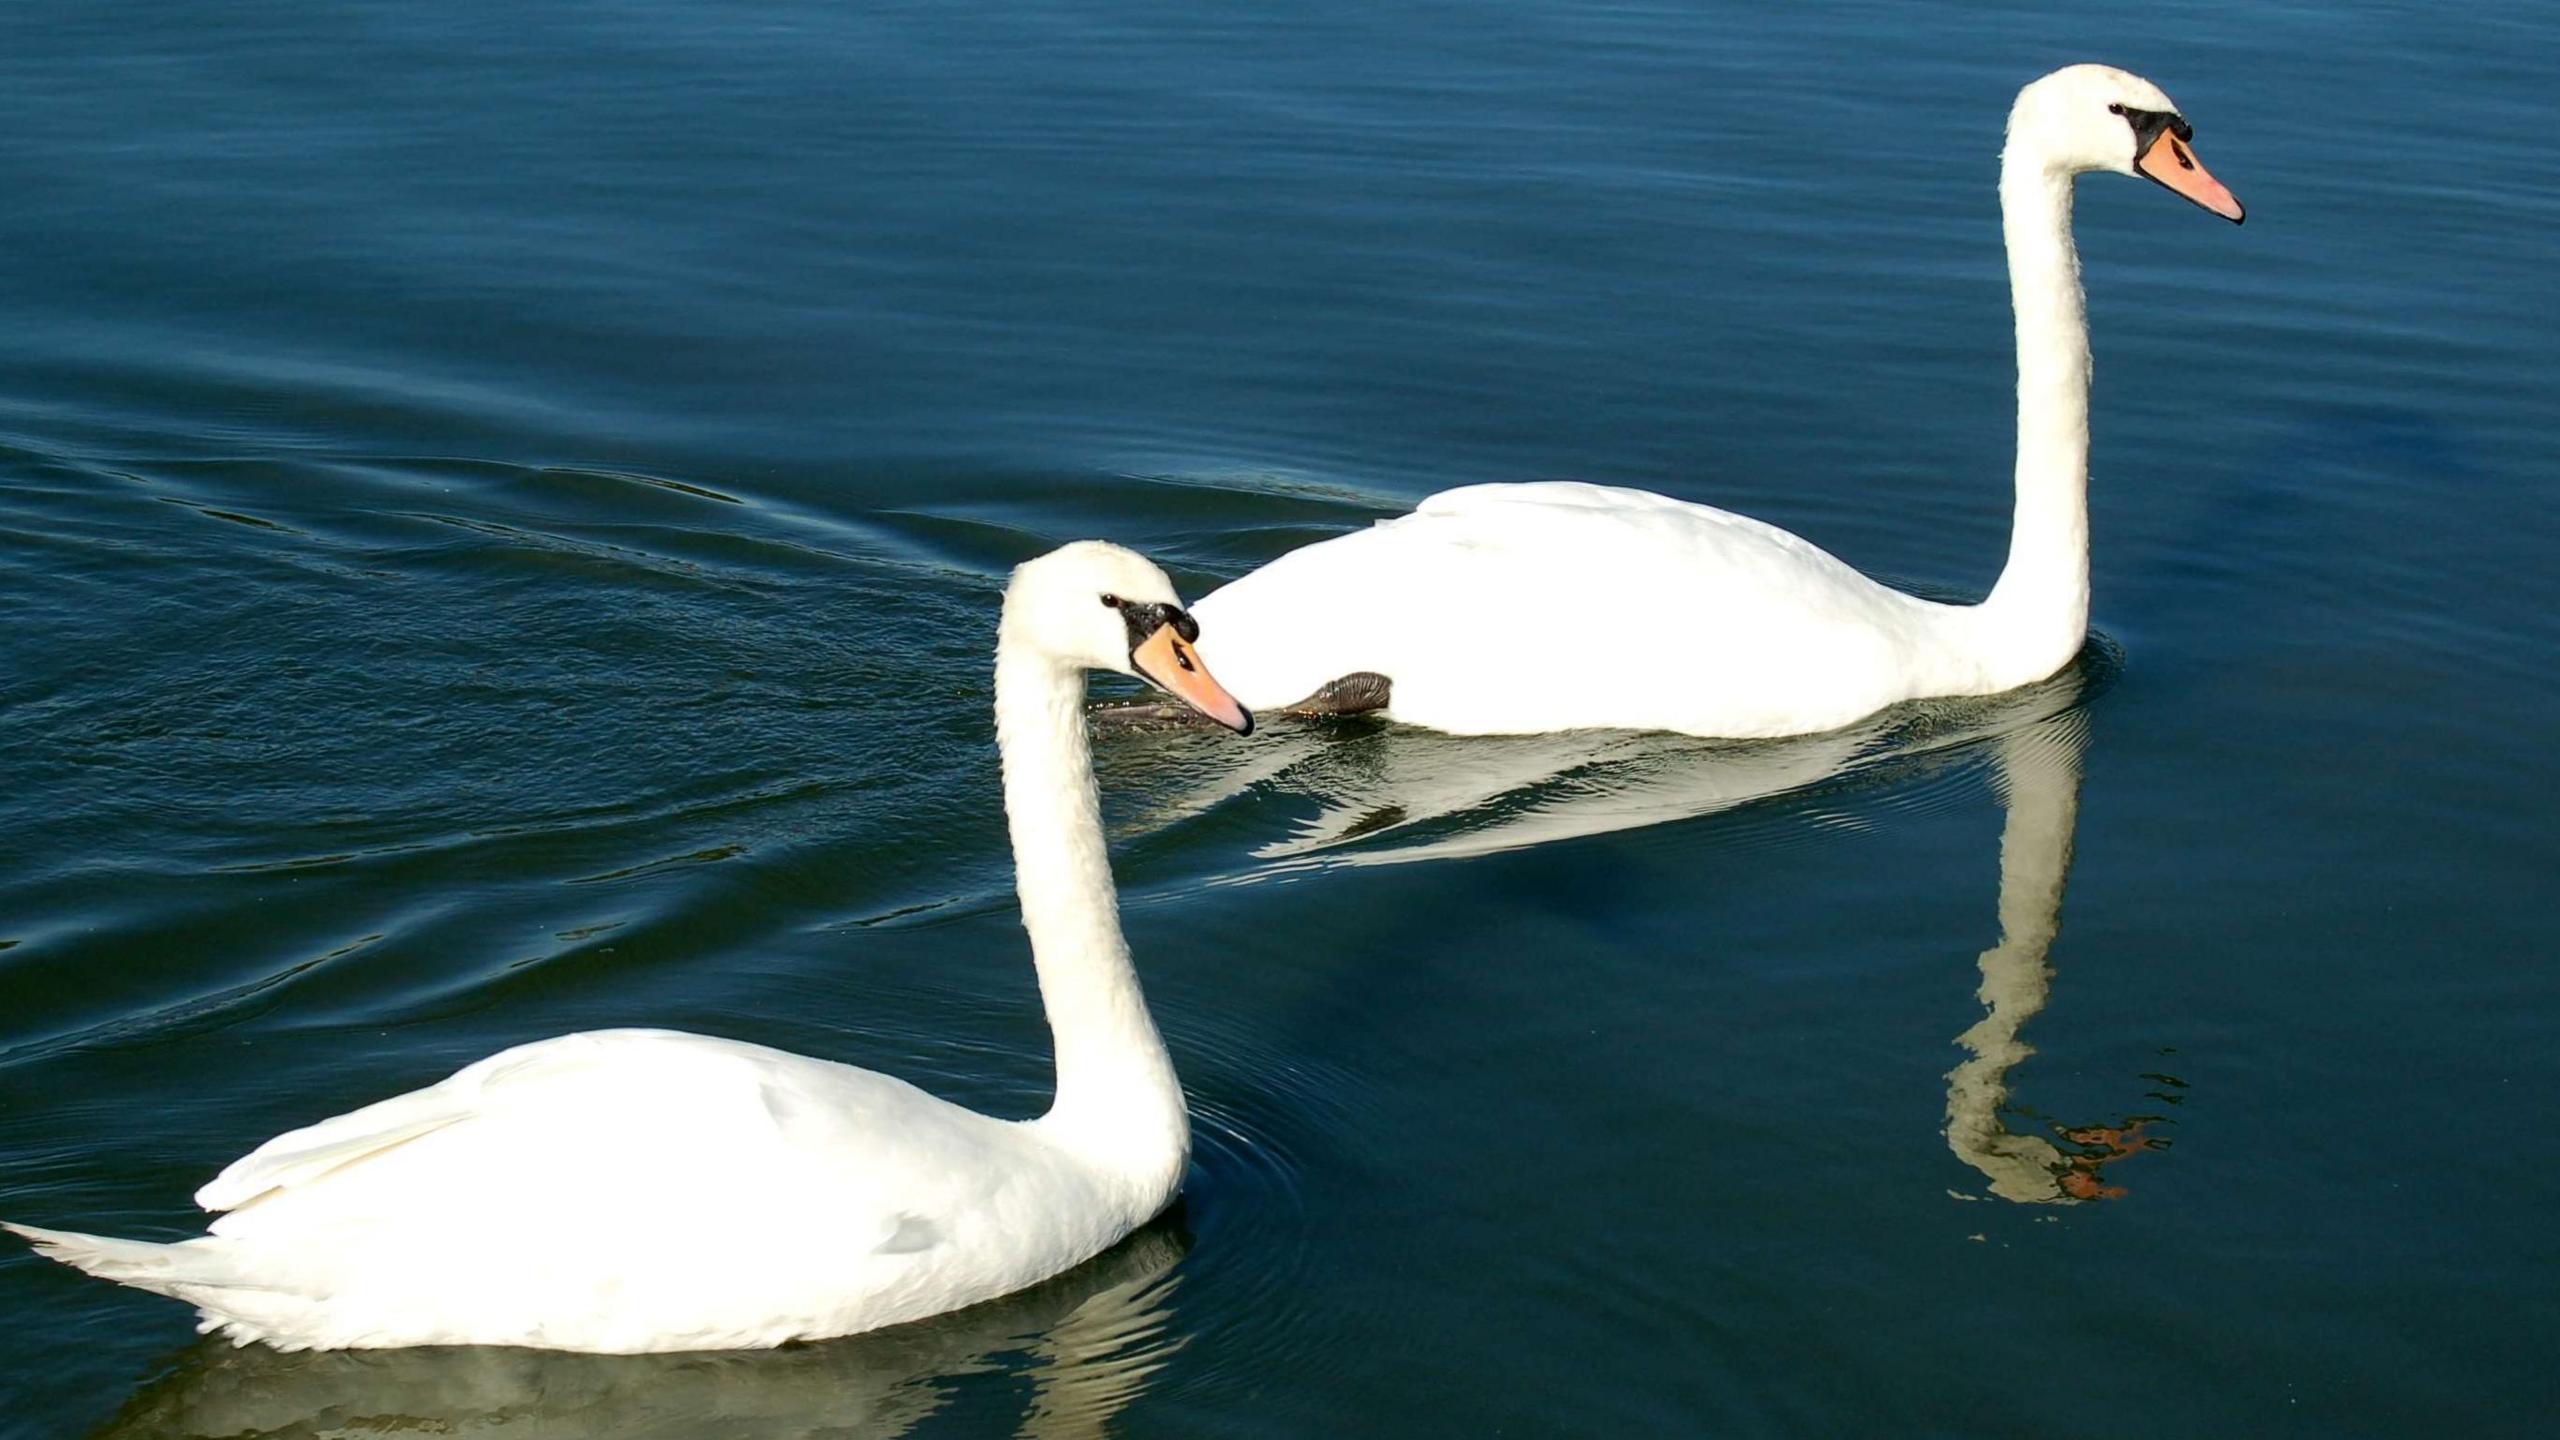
[
  {"xmin": 992, "ymin": 641, "xmax": 1187, "ymax": 1194},
  {"xmin": 1972, "ymin": 148, "xmax": 2093, "ymax": 686}
]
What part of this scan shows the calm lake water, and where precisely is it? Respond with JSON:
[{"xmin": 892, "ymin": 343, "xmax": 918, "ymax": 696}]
[{"xmin": 4, "ymin": 1, "xmax": 2555, "ymax": 1435}]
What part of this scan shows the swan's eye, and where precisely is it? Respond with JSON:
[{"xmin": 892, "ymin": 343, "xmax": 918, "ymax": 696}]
[
  {"xmin": 2108, "ymin": 102, "xmax": 2125, "ymax": 115},
  {"xmin": 1099, "ymin": 593, "xmax": 1121, "ymax": 609}
]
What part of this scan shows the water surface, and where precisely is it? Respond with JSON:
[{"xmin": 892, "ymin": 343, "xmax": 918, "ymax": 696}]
[{"xmin": 4, "ymin": 2, "xmax": 2556, "ymax": 1436}]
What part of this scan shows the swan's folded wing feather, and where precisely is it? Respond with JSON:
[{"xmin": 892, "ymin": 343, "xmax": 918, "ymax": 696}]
[
  {"xmin": 196, "ymin": 1078, "xmax": 486, "ymax": 1215},
  {"xmin": 195, "ymin": 1029, "xmax": 761, "ymax": 1217},
  {"xmin": 198, "ymin": 1030, "xmax": 1026, "ymax": 1258}
]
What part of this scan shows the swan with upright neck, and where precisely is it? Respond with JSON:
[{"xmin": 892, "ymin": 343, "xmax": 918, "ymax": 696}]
[
  {"xmin": 1187, "ymin": 64, "xmax": 2242, "ymax": 739},
  {"xmin": 6, "ymin": 542, "xmax": 1253, "ymax": 1352}
]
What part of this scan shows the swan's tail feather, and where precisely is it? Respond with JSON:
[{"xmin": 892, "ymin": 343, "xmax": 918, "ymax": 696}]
[
  {"xmin": 8, "ymin": 1221, "xmax": 344, "ymax": 1347},
  {"xmin": 5, "ymin": 1220, "xmax": 244, "ymax": 1301}
]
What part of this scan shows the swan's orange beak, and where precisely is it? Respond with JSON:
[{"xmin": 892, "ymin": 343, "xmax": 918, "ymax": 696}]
[
  {"xmin": 2137, "ymin": 130, "xmax": 2244, "ymax": 224},
  {"xmin": 1132, "ymin": 624, "xmax": 1253, "ymax": 734}
]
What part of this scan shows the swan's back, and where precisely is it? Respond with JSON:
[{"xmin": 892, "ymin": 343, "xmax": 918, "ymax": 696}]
[{"xmin": 1195, "ymin": 482, "xmax": 1974, "ymax": 736}]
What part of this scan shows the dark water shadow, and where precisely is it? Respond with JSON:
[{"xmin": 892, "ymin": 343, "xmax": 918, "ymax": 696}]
[{"xmin": 85, "ymin": 1221, "xmax": 1190, "ymax": 1440}]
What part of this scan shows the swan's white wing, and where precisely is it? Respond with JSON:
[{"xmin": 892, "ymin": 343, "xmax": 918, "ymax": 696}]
[
  {"xmin": 1193, "ymin": 482, "xmax": 1964, "ymax": 737},
  {"xmin": 208, "ymin": 1030, "xmax": 987, "ymax": 1231},
  {"xmin": 197, "ymin": 1074, "xmax": 480, "ymax": 1215}
]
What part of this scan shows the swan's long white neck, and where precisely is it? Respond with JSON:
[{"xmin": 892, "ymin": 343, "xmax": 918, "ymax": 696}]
[
  {"xmin": 992, "ymin": 638, "xmax": 1188, "ymax": 1202},
  {"xmin": 1970, "ymin": 140, "xmax": 2094, "ymax": 688}
]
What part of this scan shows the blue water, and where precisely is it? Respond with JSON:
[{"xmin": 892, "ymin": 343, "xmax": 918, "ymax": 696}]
[{"xmin": 4, "ymin": 2, "xmax": 2556, "ymax": 1436}]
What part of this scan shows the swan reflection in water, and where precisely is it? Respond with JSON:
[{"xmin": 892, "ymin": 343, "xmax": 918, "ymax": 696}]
[
  {"xmin": 1104, "ymin": 638, "xmax": 2108, "ymax": 874},
  {"xmin": 1108, "ymin": 636, "xmax": 2175, "ymax": 1202},
  {"xmin": 88, "ymin": 1221, "xmax": 1188, "ymax": 1440},
  {"xmin": 1944, "ymin": 711, "xmax": 2179, "ymax": 1205}
]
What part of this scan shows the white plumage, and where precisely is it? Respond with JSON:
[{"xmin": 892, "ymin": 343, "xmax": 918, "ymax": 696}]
[{"xmin": 1198, "ymin": 480, "xmax": 1986, "ymax": 738}]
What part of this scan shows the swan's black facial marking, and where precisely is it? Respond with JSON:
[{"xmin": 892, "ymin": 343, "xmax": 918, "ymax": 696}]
[
  {"xmin": 2109, "ymin": 101, "xmax": 2193, "ymax": 158},
  {"xmin": 1103, "ymin": 596, "xmax": 1200, "ymax": 661}
]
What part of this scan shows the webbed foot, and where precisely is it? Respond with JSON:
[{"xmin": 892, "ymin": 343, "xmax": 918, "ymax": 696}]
[
  {"xmin": 1088, "ymin": 671, "xmax": 1390, "ymax": 731},
  {"xmin": 1277, "ymin": 671, "xmax": 1391, "ymax": 717},
  {"xmin": 1088, "ymin": 698, "xmax": 1225, "ymax": 731}
]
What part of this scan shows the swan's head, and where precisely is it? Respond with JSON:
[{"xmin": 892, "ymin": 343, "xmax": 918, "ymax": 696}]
[
  {"xmin": 2009, "ymin": 64, "xmax": 2244, "ymax": 224},
  {"xmin": 1002, "ymin": 541, "xmax": 1254, "ymax": 734}
]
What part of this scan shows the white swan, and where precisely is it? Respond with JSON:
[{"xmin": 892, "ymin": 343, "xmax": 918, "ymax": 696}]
[
  {"xmin": 1191, "ymin": 64, "xmax": 2243, "ymax": 739},
  {"xmin": 5, "ymin": 541, "xmax": 1254, "ymax": 1352}
]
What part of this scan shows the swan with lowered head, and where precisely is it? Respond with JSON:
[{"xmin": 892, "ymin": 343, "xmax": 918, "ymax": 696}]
[
  {"xmin": 1188, "ymin": 64, "xmax": 2243, "ymax": 738},
  {"xmin": 5, "ymin": 542, "xmax": 1253, "ymax": 1352}
]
